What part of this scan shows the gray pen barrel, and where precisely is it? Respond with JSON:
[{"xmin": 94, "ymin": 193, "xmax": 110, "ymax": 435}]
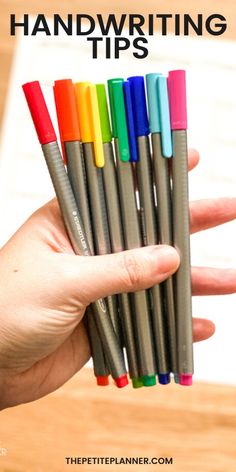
[
  {"xmin": 65, "ymin": 141, "xmax": 94, "ymax": 253},
  {"xmin": 152, "ymin": 133, "xmax": 177, "ymax": 374},
  {"xmin": 172, "ymin": 130, "xmax": 193, "ymax": 375},
  {"xmin": 115, "ymin": 139, "xmax": 156, "ymax": 377},
  {"xmin": 85, "ymin": 307, "xmax": 109, "ymax": 378},
  {"xmin": 136, "ymin": 136, "xmax": 169, "ymax": 374},
  {"xmin": 83, "ymin": 143, "xmax": 121, "ymax": 343},
  {"xmin": 65, "ymin": 140, "xmax": 109, "ymax": 378},
  {"xmin": 102, "ymin": 142, "xmax": 140, "ymax": 380},
  {"xmin": 42, "ymin": 141, "xmax": 126, "ymax": 380}
]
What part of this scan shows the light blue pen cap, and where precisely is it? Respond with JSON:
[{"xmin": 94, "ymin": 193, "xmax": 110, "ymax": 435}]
[
  {"xmin": 157, "ymin": 76, "xmax": 172, "ymax": 158},
  {"xmin": 146, "ymin": 73, "xmax": 162, "ymax": 133}
]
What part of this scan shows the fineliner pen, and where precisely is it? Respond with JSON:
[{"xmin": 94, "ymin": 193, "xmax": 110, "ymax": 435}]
[
  {"xmin": 96, "ymin": 83, "xmax": 143, "ymax": 388},
  {"xmin": 126, "ymin": 76, "xmax": 170, "ymax": 385},
  {"xmin": 53, "ymin": 79, "xmax": 109, "ymax": 386},
  {"xmin": 85, "ymin": 307, "xmax": 110, "ymax": 386},
  {"xmin": 74, "ymin": 81, "xmax": 122, "ymax": 345},
  {"xmin": 22, "ymin": 81, "xmax": 128, "ymax": 388},
  {"xmin": 108, "ymin": 78, "xmax": 156, "ymax": 387},
  {"xmin": 168, "ymin": 70, "xmax": 193, "ymax": 386},
  {"xmin": 146, "ymin": 73, "xmax": 178, "ymax": 379}
]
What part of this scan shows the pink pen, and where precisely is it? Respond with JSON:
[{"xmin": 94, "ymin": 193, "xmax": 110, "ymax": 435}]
[{"xmin": 168, "ymin": 70, "xmax": 193, "ymax": 386}]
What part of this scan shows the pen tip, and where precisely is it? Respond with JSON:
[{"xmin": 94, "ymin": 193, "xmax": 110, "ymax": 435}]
[
  {"xmin": 115, "ymin": 374, "xmax": 129, "ymax": 388},
  {"xmin": 179, "ymin": 374, "xmax": 193, "ymax": 386},
  {"xmin": 174, "ymin": 373, "xmax": 179, "ymax": 384},
  {"xmin": 158, "ymin": 373, "xmax": 171, "ymax": 385},
  {"xmin": 132, "ymin": 377, "xmax": 144, "ymax": 389},
  {"xmin": 142, "ymin": 375, "xmax": 156, "ymax": 387},
  {"xmin": 96, "ymin": 375, "xmax": 110, "ymax": 386}
]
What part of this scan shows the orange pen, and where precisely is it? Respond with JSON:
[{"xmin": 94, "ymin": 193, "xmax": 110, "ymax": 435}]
[{"xmin": 54, "ymin": 79, "xmax": 110, "ymax": 386}]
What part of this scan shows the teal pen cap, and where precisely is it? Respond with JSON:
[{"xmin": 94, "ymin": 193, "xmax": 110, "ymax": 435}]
[
  {"xmin": 107, "ymin": 78, "xmax": 130, "ymax": 162},
  {"xmin": 146, "ymin": 73, "xmax": 162, "ymax": 133},
  {"xmin": 157, "ymin": 76, "xmax": 172, "ymax": 158},
  {"xmin": 107, "ymin": 78, "xmax": 123, "ymax": 138}
]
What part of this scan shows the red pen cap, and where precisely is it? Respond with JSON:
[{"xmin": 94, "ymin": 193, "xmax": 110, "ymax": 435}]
[
  {"xmin": 22, "ymin": 81, "xmax": 57, "ymax": 145},
  {"xmin": 168, "ymin": 70, "xmax": 187, "ymax": 130},
  {"xmin": 54, "ymin": 79, "xmax": 81, "ymax": 142}
]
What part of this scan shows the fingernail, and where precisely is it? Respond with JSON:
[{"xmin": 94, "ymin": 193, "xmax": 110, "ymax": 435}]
[{"xmin": 151, "ymin": 245, "xmax": 180, "ymax": 274}]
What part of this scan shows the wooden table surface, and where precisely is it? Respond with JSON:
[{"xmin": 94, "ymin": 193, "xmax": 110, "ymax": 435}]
[
  {"xmin": 0, "ymin": 368, "xmax": 236, "ymax": 472},
  {"xmin": 0, "ymin": 2, "xmax": 236, "ymax": 471}
]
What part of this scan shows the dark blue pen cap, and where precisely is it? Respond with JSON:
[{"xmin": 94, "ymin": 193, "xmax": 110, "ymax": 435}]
[
  {"xmin": 123, "ymin": 81, "xmax": 138, "ymax": 162},
  {"xmin": 127, "ymin": 76, "xmax": 149, "ymax": 137}
]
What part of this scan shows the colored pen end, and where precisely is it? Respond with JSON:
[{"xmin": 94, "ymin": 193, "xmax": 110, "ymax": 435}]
[
  {"xmin": 145, "ymin": 73, "xmax": 162, "ymax": 134},
  {"xmin": 54, "ymin": 79, "xmax": 80, "ymax": 142},
  {"xmin": 127, "ymin": 76, "xmax": 149, "ymax": 137},
  {"xmin": 22, "ymin": 81, "xmax": 57, "ymax": 145},
  {"xmin": 115, "ymin": 374, "xmax": 129, "ymax": 388},
  {"xmin": 123, "ymin": 81, "xmax": 138, "ymax": 162},
  {"xmin": 179, "ymin": 374, "xmax": 193, "ymax": 386},
  {"xmin": 87, "ymin": 84, "xmax": 105, "ymax": 167},
  {"xmin": 132, "ymin": 377, "xmax": 144, "ymax": 389},
  {"xmin": 174, "ymin": 374, "xmax": 179, "ymax": 384},
  {"xmin": 96, "ymin": 375, "xmax": 110, "ymax": 386},
  {"xmin": 158, "ymin": 373, "xmax": 171, "ymax": 385},
  {"xmin": 142, "ymin": 375, "xmax": 156, "ymax": 387},
  {"xmin": 168, "ymin": 70, "xmax": 187, "ymax": 130}
]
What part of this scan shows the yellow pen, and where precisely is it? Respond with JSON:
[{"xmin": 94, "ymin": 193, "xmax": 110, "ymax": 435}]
[{"xmin": 75, "ymin": 82, "xmax": 123, "ymax": 348}]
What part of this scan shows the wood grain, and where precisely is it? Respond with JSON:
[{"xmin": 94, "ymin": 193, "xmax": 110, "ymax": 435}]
[{"xmin": 0, "ymin": 369, "xmax": 236, "ymax": 471}]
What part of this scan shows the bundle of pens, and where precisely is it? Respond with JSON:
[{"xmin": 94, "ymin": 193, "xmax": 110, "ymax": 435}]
[{"xmin": 22, "ymin": 71, "xmax": 193, "ymax": 389}]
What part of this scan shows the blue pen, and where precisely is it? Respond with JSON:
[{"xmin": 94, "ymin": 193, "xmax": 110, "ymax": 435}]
[
  {"xmin": 146, "ymin": 73, "xmax": 178, "ymax": 380},
  {"xmin": 127, "ymin": 76, "xmax": 170, "ymax": 385},
  {"xmin": 123, "ymin": 81, "xmax": 138, "ymax": 162}
]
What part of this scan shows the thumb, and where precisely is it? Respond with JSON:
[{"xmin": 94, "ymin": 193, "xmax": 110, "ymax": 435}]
[{"xmin": 62, "ymin": 245, "xmax": 180, "ymax": 305}]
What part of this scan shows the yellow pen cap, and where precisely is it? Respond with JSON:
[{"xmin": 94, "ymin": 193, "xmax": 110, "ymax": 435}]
[{"xmin": 88, "ymin": 84, "xmax": 105, "ymax": 168}]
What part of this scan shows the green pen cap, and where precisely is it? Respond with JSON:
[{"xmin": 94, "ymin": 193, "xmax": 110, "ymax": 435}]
[
  {"xmin": 96, "ymin": 84, "xmax": 112, "ymax": 143},
  {"xmin": 107, "ymin": 78, "xmax": 130, "ymax": 162},
  {"xmin": 132, "ymin": 377, "xmax": 144, "ymax": 389},
  {"xmin": 142, "ymin": 375, "xmax": 157, "ymax": 387}
]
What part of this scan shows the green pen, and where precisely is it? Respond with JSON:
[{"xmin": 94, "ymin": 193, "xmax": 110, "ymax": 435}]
[
  {"xmin": 96, "ymin": 83, "xmax": 143, "ymax": 388},
  {"xmin": 108, "ymin": 78, "xmax": 157, "ymax": 387}
]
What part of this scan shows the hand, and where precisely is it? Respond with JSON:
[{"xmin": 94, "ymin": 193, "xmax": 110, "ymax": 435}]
[{"xmin": 0, "ymin": 149, "xmax": 235, "ymax": 409}]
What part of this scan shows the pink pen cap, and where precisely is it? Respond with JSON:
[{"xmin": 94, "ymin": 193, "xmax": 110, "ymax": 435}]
[
  {"xmin": 179, "ymin": 374, "xmax": 193, "ymax": 386},
  {"xmin": 168, "ymin": 70, "xmax": 187, "ymax": 130},
  {"xmin": 22, "ymin": 81, "xmax": 57, "ymax": 145}
]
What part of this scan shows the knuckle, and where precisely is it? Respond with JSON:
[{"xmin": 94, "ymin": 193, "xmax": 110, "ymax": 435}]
[{"xmin": 121, "ymin": 252, "xmax": 143, "ymax": 290}]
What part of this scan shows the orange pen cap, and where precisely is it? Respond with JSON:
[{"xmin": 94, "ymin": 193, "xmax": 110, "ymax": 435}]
[
  {"xmin": 54, "ymin": 79, "xmax": 81, "ymax": 143},
  {"xmin": 74, "ymin": 82, "xmax": 104, "ymax": 167}
]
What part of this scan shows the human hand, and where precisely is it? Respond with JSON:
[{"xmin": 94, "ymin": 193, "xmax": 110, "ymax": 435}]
[{"xmin": 0, "ymin": 149, "xmax": 235, "ymax": 409}]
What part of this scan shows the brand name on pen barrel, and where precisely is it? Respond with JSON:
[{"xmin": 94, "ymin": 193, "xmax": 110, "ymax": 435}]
[{"xmin": 72, "ymin": 212, "xmax": 89, "ymax": 255}]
